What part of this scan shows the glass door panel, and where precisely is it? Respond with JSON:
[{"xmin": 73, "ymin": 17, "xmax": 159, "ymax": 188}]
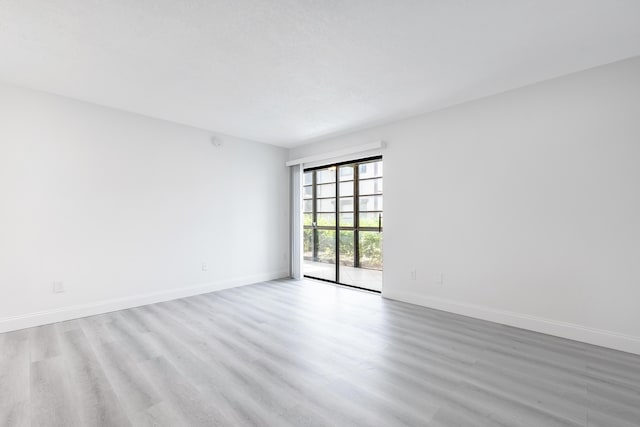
[
  {"xmin": 309, "ymin": 229, "xmax": 336, "ymax": 281},
  {"xmin": 339, "ymin": 230, "xmax": 355, "ymax": 267},
  {"xmin": 304, "ymin": 158, "xmax": 382, "ymax": 292},
  {"xmin": 303, "ymin": 167, "xmax": 336, "ymax": 283},
  {"xmin": 303, "ymin": 229, "xmax": 313, "ymax": 259},
  {"xmin": 359, "ymin": 231, "xmax": 383, "ymax": 270}
]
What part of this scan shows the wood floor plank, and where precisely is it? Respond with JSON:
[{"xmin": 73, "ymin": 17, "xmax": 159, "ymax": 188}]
[
  {"xmin": 57, "ymin": 327, "xmax": 132, "ymax": 426},
  {"xmin": 30, "ymin": 356, "xmax": 80, "ymax": 427},
  {"xmin": 28, "ymin": 324, "xmax": 60, "ymax": 362},
  {"xmin": 138, "ymin": 356, "xmax": 234, "ymax": 426},
  {"xmin": 0, "ymin": 330, "xmax": 30, "ymax": 427},
  {"xmin": 1, "ymin": 278, "xmax": 640, "ymax": 426},
  {"xmin": 93, "ymin": 340, "xmax": 162, "ymax": 420}
]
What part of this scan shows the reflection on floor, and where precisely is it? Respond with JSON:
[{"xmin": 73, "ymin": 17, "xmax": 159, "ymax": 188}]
[{"xmin": 304, "ymin": 260, "xmax": 382, "ymax": 291}]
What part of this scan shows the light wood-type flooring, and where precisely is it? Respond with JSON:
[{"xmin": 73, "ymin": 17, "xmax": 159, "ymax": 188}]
[{"xmin": 1, "ymin": 279, "xmax": 639, "ymax": 426}]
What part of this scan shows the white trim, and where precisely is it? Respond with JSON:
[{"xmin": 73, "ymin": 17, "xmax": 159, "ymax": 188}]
[
  {"xmin": 383, "ymin": 289, "xmax": 640, "ymax": 355},
  {"xmin": 290, "ymin": 164, "xmax": 303, "ymax": 279},
  {"xmin": 285, "ymin": 141, "xmax": 384, "ymax": 167},
  {"xmin": 0, "ymin": 271, "xmax": 289, "ymax": 333}
]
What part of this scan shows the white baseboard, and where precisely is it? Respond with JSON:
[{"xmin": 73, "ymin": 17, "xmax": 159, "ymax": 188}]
[
  {"xmin": 0, "ymin": 271, "xmax": 290, "ymax": 334},
  {"xmin": 383, "ymin": 289, "xmax": 640, "ymax": 356}
]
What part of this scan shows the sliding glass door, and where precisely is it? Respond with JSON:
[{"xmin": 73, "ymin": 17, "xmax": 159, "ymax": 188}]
[
  {"xmin": 303, "ymin": 157, "xmax": 383, "ymax": 292},
  {"xmin": 303, "ymin": 166, "xmax": 337, "ymax": 282}
]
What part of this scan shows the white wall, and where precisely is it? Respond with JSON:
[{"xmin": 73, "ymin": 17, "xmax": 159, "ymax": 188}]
[
  {"xmin": 0, "ymin": 83, "xmax": 290, "ymax": 331},
  {"xmin": 289, "ymin": 57, "xmax": 640, "ymax": 354}
]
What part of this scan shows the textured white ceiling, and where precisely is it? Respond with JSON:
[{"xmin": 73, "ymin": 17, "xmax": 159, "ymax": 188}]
[{"xmin": 1, "ymin": 1, "xmax": 639, "ymax": 147}]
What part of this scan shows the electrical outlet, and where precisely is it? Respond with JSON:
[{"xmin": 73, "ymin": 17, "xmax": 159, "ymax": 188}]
[
  {"xmin": 52, "ymin": 281, "xmax": 65, "ymax": 293},
  {"xmin": 436, "ymin": 273, "xmax": 444, "ymax": 285},
  {"xmin": 410, "ymin": 270, "xmax": 417, "ymax": 280},
  {"xmin": 201, "ymin": 262, "xmax": 209, "ymax": 272}
]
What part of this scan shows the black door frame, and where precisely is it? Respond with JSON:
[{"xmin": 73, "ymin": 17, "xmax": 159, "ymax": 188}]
[{"xmin": 303, "ymin": 155, "xmax": 383, "ymax": 293}]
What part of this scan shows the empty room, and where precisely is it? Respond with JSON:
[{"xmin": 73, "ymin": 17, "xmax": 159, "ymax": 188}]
[{"xmin": 1, "ymin": 1, "xmax": 640, "ymax": 426}]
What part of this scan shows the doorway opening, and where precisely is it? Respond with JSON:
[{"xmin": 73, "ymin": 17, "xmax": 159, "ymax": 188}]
[{"xmin": 303, "ymin": 156, "xmax": 383, "ymax": 292}]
